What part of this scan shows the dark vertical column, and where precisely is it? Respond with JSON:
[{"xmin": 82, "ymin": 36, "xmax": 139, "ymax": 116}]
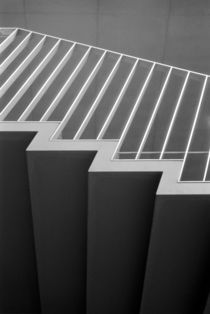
[
  {"xmin": 27, "ymin": 150, "xmax": 95, "ymax": 314},
  {"xmin": 140, "ymin": 195, "xmax": 210, "ymax": 314},
  {"xmin": 0, "ymin": 132, "xmax": 40, "ymax": 313},
  {"xmin": 87, "ymin": 172, "xmax": 161, "ymax": 314}
]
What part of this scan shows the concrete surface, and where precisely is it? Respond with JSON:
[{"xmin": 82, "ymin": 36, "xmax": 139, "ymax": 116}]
[{"xmin": 1, "ymin": 0, "xmax": 210, "ymax": 74}]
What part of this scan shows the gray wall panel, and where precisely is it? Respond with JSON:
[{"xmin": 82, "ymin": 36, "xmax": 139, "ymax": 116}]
[
  {"xmin": 27, "ymin": 150, "xmax": 95, "ymax": 314},
  {"xmin": 141, "ymin": 195, "xmax": 210, "ymax": 314},
  {"xmin": 0, "ymin": 132, "xmax": 40, "ymax": 313},
  {"xmin": 87, "ymin": 171, "xmax": 161, "ymax": 314}
]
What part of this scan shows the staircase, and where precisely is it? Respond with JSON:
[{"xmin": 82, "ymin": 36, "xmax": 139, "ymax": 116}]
[{"xmin": 0, "ymin": 28, "xmax": 210, "ymax": 314}]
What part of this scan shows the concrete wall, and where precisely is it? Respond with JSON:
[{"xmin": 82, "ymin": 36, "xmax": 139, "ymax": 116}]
[
  {"xmin": 1, "ymin": 0, "xmax": 210, "ymax": 74},
  {"xmin": 0, "ymin": 132, "xmax": 40, "ymax": 313},
  {"xmin": 0, "ymin": 131, "xmax": 209, "ymax": 314}
]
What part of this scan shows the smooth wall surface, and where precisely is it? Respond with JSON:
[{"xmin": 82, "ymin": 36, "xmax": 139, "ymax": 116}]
[
  {"xmin": 1, "ymin": 0, "xmax": 210, "ymax": 74},
  {"xmin": 0, "ymin": 132, "xmax": 40, "ymax": 313}
]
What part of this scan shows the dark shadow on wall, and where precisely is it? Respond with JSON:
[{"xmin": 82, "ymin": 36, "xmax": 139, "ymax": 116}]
[
  {"xmin": 87, "ymin": 171, "xmax": 161, "ymax": 314},
  {"xmin": 0, "ymin": 132, "xmax": 41, "ymax": 313},
  {"xmin": 27, "ymin": 150, "xmax": 96, "ymax": 314}
]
